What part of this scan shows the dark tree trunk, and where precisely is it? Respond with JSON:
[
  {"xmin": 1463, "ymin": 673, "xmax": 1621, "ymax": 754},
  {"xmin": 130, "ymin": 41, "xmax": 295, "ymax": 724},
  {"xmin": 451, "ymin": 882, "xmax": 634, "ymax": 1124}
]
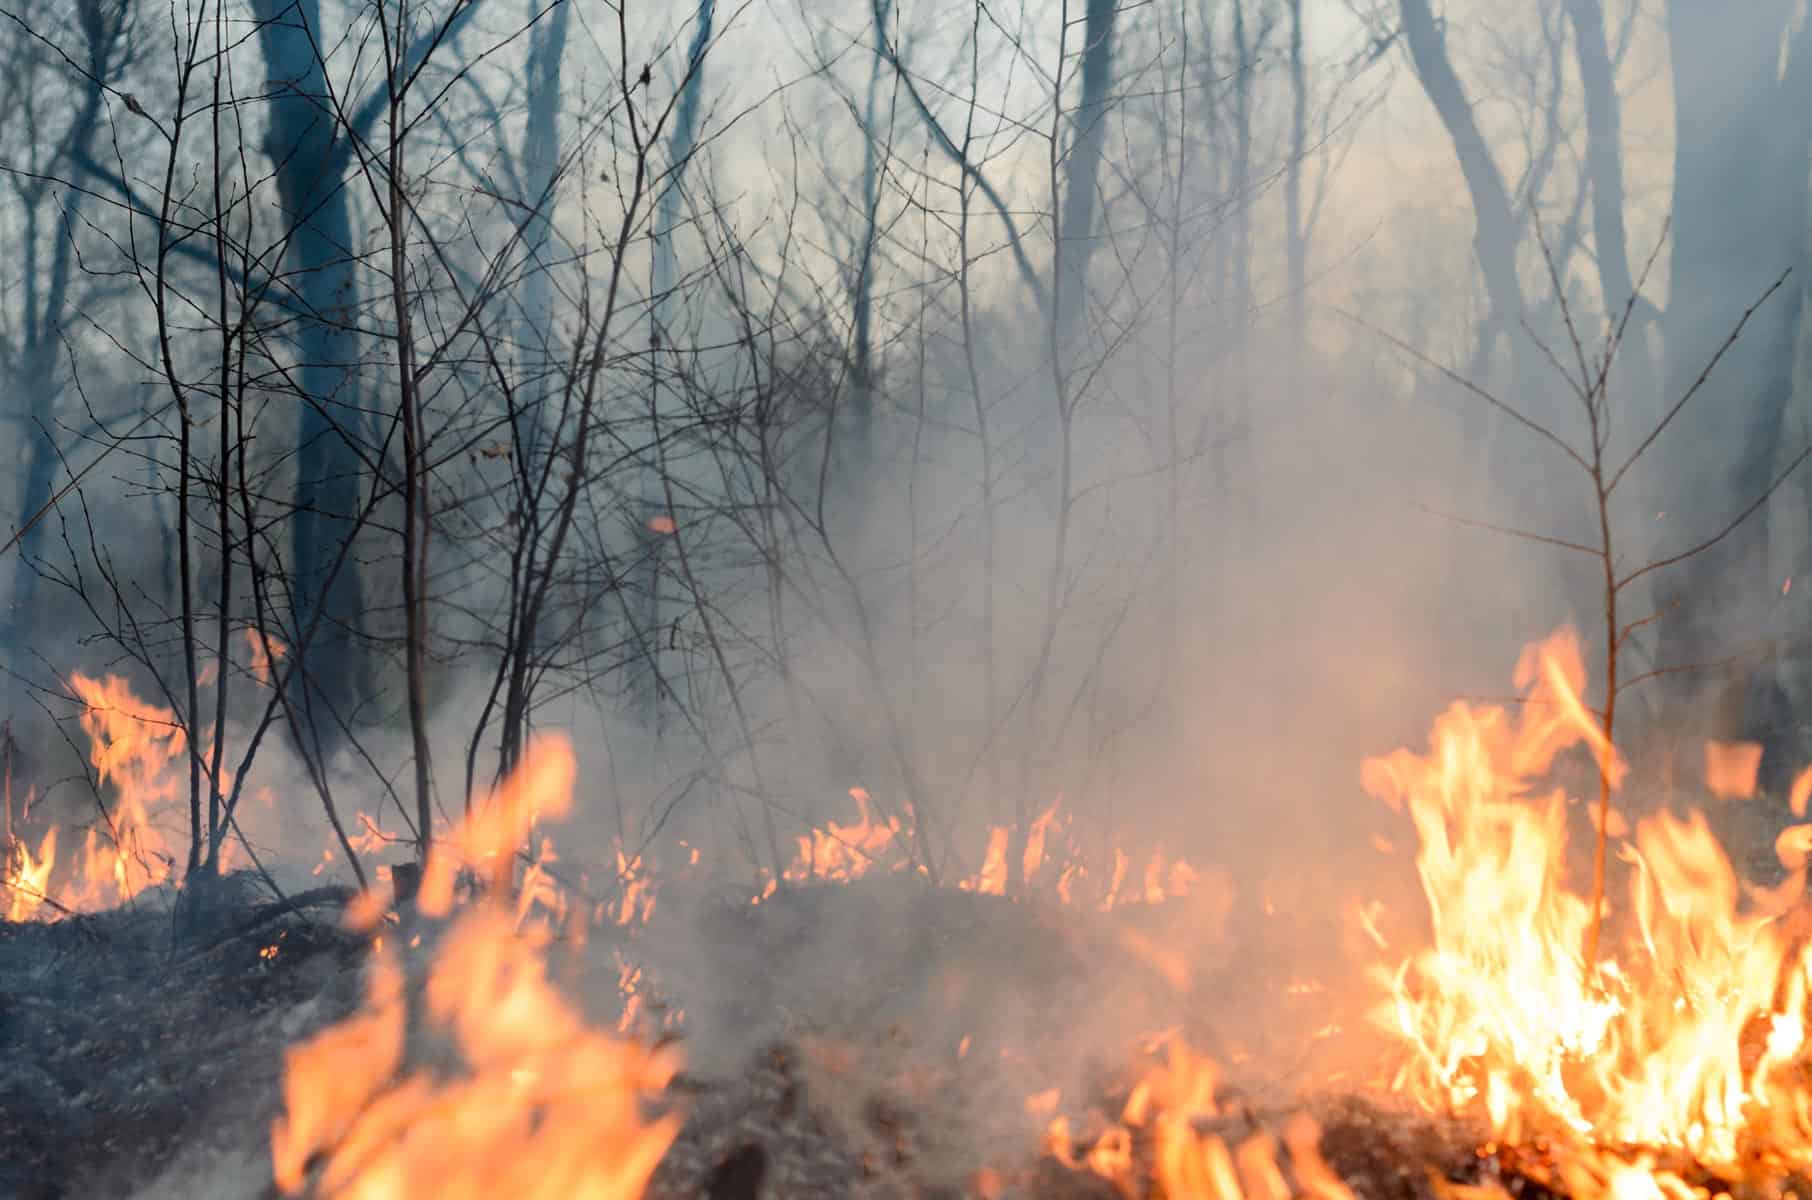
[
  {"xmin": 252, "ymin": 0, "xmax": 369, "ymax": 754},
  {"xmin": 1055, "ymin": 0, "xmax": 1117, "ymax": 350},
  {"xmin": 1563, "ymin": 0, "xmax": 1642, "ymax": 326},
  {"xmin": 1284, "ymin": 0, "xmax": 1307, "ymax": 356},
  {"xmin": 1657, "ymin": 1, "xmax": 1812, "ymax": 769},
  {"xmin": 7, "ymin": 0, "xmax": 119, "ymax": 657},
  {"xmin": 851, "ymin": 0, "xmax": 893, "ymax": 449},
  {"xmin": 635, "ymin": 0, "xmax": 714, "ymax": 730},
  {"xmin": 1397, "ymin": 0, "xmax": 1535, "ymax": 517},
  {"xmin": 1397, "ymin": 0, "xmax": 1521, "ymax": 353}
]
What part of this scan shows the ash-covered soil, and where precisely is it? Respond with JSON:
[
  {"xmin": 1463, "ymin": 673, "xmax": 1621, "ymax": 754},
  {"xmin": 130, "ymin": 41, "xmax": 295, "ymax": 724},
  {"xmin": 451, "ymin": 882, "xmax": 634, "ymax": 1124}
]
[
  {"xmin": 0, "ymin": 871, "xmax": 1461, "ymax": 1200},
  {"xmin": 0, "ymin": 878, "xmax": 368, "ymax": 1199}
]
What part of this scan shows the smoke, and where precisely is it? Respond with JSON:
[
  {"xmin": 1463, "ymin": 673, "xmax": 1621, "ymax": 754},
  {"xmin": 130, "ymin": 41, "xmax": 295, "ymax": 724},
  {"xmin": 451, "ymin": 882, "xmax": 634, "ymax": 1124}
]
[{"xmin": 13, "ymin": 4, "xmax": 1812, "ymax": 1191}]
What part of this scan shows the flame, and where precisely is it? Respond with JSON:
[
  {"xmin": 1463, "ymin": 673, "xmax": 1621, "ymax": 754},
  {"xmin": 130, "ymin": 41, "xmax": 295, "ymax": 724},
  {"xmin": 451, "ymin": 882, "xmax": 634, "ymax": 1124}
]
[
  {"xmin": 419, "ymin": 740, "xmax": 574, "ymax": 917},
  {"xmin": 779, "ymin": 786, "xmax": 903, "ymax": 884},
  {"xmin": 273, "ymin": 735, "xmax": 680, "ymax": 1198},
  {"xmin": 610, "ymin": 846, "xmax": 657, "ymax": 926},
  {"xmin": 1703, "ymin": 740, "xmax": 1763, "ymax": 801},
  {"xmin": 3, "ymin": 826, "xmax": 55, "ymax": 921},
  {"xmin": 271, "ymin": 951, "xmax": 407, "ymax": 1192},
  {"xmin": 9, "ymin": 649, "xmax": 305, "ymax": 921},
  {"xmin": 951, "ymin": 797, "xmax": 1205, "ymax": 910},
  {"xmin": 965, "ymin": 827, "xmax": 1010, "ymax": 896},
  {"xmin": 1051, "ymin": 1039, "xmax": 1351, "ymax": 1200},
  {"xmin": 750, "ymin": 787, "xmax": 1204, "ymax": 917},
  {"xmin": 246, "ymin": 628, "xmax": 288, "ymax": 687},
  {"xmin": 515, "ymin": 836, "xmax": 568, "ymax": 933},
  {"xmin": 1366, "ymin": 628, "xmax": 1812, "ymax": 1189},
  {"xmin": 1792, "ymin": 766, "xmax": 1812, "ymax": 820},
  {"xmin": 64, "ymin": 671, "xmax": 181, "ymax": 908},
  {"xmin": 348, "ymin": 811, "xmax": 398, "ymax": 856}
]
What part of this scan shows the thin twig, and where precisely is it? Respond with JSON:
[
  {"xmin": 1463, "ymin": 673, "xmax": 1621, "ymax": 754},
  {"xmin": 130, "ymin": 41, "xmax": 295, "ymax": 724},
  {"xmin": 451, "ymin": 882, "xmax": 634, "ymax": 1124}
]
[
  {"xmin": 1411, "ymin": 501, "xmax": 1600, "ymax": 557},
  {"xmin": 1605, "ymin": 269, "xmax": 1790, "ymax": 495},
  {"xmin": 1617, "ymin": 440, "xmax": 1812, "ymax": 592},
  {"xmin": 1335, "ymin": 305, "xmax": 1592, "ymax": 474}
]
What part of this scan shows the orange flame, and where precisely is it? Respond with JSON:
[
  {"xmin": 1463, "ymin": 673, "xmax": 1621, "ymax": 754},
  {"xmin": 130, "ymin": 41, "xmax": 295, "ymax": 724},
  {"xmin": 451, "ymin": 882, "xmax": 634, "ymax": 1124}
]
[
  {"xmin": 1051, "ymin": 1039, "xmax": 1352, "ymax": 1200},
  {"xmin": 966, "ymin": 827, "xmax": 1010, "ymax": 896},
  {"xmin": 273, "ymin": 735, "xmax": 680, "ymax": 1198},
  {"xmin": 1703, "ymin": 740, "xmax": 1762, "ymax": 801},
  {"xmin": 609, "ymin": 846, "xmax": 657, "ymax": 927},
  {"xmin": 779, "ymin": 786, "xmax": 903, "ymax": 884},
  {"xmin": 419, "ymin": 740, "xmax": 575, "ymax": 917},
  {"xmin": 246, "ymin": 628, "xmax": 288, "ymax": 687},
  {"xmin": 3, "ymin": 826, "xmax": 55, "ymax": 921},
  {"xmin": 1366, "ymin": 628, "xmax": 1812, "ymax": 1182},
  {"xmin": 65, "ymin": 671, "xmax": 181, "ymax": 908}
]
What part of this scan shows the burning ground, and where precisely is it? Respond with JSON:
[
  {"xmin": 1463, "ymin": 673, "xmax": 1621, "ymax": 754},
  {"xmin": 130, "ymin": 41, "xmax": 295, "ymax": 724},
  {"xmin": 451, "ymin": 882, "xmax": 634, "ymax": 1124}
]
[
  {"xmin": 0, "ymin": 841, "xmax": 1388, "ymax": 1200},
  {"xmin": 7, "ymin": 632, "xmax": 1812, "ymax": 1199}
]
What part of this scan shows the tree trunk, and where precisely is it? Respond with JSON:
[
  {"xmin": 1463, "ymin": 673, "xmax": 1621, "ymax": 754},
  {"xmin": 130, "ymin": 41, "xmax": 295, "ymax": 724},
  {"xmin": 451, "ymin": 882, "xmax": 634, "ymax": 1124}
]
[
  {"xmin": 1284, "ymin": 0, "xmax": 1307, "ymax": 357},
  {"xmin": 1563, "ymin": 0, "xmax": 1641, "ymax": 327},
  {"xmin": 638, "ymin": 0, "xmax": 714, "ymax": 729},
  {"xmin": 519, "ymin": 0, "xmax": 571, "ymax": 404},
  {"xmin": 1397, "ymin": 0, "xmax": 1521, "ymax": 348},
  {"xmin": 8, "ymin": 0, "xmax": 117, "ymax": 657},
  {"xmin": 850, "ymin": 0, "xmax": 893, "ymax": 456},
  {"xmin": 252, "ymin": 0, "xmax": 369, "ymax": 755},
  {"xmin": 1397, "ymin": 0, "xmax": 1530, "ymax": 515},
  {"xmin": 1054, "ymin": 0, "xmax": 1117, "ymax": 350},
  {"xmin": 1657, "ymin": 1, "xmax": 1812, "ymax": 768}
]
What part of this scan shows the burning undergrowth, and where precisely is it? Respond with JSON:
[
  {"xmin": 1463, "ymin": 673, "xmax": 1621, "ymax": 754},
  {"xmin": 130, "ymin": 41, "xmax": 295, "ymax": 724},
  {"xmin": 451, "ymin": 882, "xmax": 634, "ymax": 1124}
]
[
  {"xmin": 7, "ymin": 630, "xmax": 1812, "ymax": 1199},
  {"xmin": 1355, "ymin": 630, "xmax": 1812, "ymax": 1200}
]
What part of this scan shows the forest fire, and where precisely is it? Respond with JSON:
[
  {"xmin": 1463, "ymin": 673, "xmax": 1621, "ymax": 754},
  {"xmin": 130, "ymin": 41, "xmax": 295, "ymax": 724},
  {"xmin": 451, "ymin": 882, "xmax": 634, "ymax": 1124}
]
[
  {"xmin": 12, "ymin": 636, "xmax": 1812, "ymax": 1200},
  {"xmin": 757, "ymin": 784, "xmax": 1205, "ymax": 912},
  {"xmin": 1362, "ymin": 629, "xmax": 1812, "ymax": 1198},
  {"xmin": 1046, "ymin": 1037, "xmax": 1355, "ymax": 1200},
  {"xmin": 0, "ymin": 671, "xmax": 181, "ymax": 919},
  {"xmin": 273, "ymin": 737, "xmax": 680, "ymax": 1199},
  {"xmin": 4, "ymin": 0, "xmax": 1809, "ymax": 1191}
]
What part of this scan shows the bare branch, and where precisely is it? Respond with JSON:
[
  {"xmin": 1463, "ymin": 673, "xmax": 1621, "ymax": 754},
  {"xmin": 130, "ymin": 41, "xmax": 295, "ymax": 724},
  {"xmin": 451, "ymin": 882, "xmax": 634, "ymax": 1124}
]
[
  {"xmin": 1606, "ymin": 269, "xmax": 1790, "ymax": 495},
  {"xmin": 1336, "ymin": 305, "xmax": 1592, "ymax": 474},
  {"xmin": 1617, "ymin": 440, "xmax": 1812, "ymax": 592}
]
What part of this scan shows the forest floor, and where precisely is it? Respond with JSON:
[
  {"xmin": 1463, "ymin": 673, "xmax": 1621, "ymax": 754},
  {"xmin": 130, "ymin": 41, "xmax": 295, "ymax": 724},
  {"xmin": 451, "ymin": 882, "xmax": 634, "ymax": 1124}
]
[{"xmin": 0, "ymin": 873, "xmax": 1472, "ymax": 1200}]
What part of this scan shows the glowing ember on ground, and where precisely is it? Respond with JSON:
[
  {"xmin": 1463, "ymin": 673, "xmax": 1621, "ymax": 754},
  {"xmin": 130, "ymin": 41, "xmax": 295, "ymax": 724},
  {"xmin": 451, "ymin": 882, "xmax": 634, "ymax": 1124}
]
[{"xmin": 1363, "ymin": 628, "xmax": 1812, "ymax": 1194}]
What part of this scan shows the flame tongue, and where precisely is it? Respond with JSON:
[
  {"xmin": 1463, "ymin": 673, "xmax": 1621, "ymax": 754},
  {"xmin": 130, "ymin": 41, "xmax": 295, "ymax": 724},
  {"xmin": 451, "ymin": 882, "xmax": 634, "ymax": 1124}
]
[
  {"xmin": 1365, "ymin": 629, "xmax": 1812, "ymax": 1181},
  {"xmin": 67, "ymin": 671, "xmax": 182, "ymax": 908},
  {"xmin": 272, "ymin": 735, "xmax": 679, "ymax": 1199}
]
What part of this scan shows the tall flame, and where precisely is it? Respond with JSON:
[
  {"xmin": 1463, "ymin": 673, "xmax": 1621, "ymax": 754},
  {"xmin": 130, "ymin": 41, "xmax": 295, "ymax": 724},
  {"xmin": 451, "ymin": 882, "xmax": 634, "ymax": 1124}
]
[
  {"xmin": 3, "ymin": 825, "xmax": 55, "ymax": 921},
  {"xmin": 1366, "ymin": 629, "xmax": 1812, "ymax": 1181},
  {"xmin": 273, "ymin": 736, "xmax": 680, "ymax": 1199},
  {"xmin": 66, "ymin": 671, "xmax": 182, "ymax": 907}
]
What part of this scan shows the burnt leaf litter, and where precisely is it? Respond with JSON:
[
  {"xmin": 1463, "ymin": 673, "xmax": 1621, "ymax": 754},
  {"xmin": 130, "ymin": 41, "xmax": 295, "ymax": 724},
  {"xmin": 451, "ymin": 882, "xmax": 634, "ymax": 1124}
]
[{"xmin": 0, "ymin": 870, "xmax": 1648, "ymax": 1200}]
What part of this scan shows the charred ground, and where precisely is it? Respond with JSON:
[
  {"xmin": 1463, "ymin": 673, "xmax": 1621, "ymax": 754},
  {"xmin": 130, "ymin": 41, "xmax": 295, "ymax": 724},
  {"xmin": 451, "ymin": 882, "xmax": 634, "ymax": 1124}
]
[{"xmin": 0, "ymin": 870, "xmax": 1461, "ymax": 1200}]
